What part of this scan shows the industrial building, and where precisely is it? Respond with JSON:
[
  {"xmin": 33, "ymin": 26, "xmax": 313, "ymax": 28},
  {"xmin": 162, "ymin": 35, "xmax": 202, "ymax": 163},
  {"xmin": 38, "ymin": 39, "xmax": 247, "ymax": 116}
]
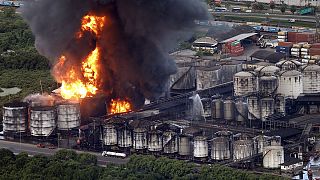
[{"xmin": 3, "ymin": 47, "xmax": 320, "ymax": 177}]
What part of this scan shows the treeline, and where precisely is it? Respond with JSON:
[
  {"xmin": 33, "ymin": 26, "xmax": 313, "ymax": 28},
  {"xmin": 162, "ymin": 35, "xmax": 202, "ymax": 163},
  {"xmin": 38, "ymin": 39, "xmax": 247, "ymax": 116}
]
[
  {"xmin": 0, "ymin": 148, "xmax": 288, "ymax": 180},
  {"xmin": 0, "ymin": 8, "xmax": 51, "ymax": 70}
]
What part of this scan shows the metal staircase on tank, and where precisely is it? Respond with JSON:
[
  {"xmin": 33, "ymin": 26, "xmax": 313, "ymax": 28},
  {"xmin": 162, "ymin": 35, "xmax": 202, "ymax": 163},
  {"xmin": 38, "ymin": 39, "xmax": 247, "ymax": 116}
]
[{"xmin": 300, "ymin": 123, "xmax": 313, "ymax": 141}]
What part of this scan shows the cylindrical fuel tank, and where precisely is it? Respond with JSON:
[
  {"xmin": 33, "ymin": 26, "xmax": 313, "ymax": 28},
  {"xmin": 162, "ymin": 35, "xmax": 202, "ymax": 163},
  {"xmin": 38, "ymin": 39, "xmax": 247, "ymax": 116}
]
[
  {"xmin": 117, "ymin": 127, "xmax": 132, "ymax": 148},
  {"xmin": 178, "ymin": 135, "xmax": 192, "ymax": 156},
  {"xmin": 193, "ymin": 136, "xmax": 208, "ymax": 158},
  {"xmin": 56, "ymin": 102, "xmax": 80, "ymax": 130},
  {"xmin": 224, "ymin": 98, "xmax": 235, "ymax": 121},
  {"xmin": 163, "ymin": 131, "xmax": 178, "ymax": 154},
  {"xmin": 2, "ymin": 102, "xmax": 28, "ymax": 133},
  {"xmin": 148, "ymin": 130, "xmax": 163, "ymax": 152},
  {"xmin": 103, "ymin": 124, "xmax": 117, "ymax": 146},
  {"xmin": 30, "ymin": 106, "xmax": 56, "ymax": 137},
  {"xmin": 211, "ymin": 96, "xmax": 223, "ymax": 119},
  {"xmin": 133, "ymin": 128, "xmax": 147, "ymax": 150},
  {"xmin": 211, "ymin": 137, "xmax": 231, "ymax": 160}
]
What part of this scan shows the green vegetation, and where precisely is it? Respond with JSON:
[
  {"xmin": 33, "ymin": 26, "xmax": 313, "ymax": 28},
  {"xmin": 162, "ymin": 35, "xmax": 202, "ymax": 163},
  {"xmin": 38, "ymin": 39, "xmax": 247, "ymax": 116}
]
[
  {"xmin": 0, "ymin": 69, "xmax": 56, "ymax": 107},
  {"xmin": 269, "ymin": 1, "xmax": 275, "ymax": 13},
  {"xmin": 280, "ymin": 4, "xmax": 287, "ymax": 14},
  {"xmin": 0, "ymin": 8, "xmax": 55, "ymax": 116},
  {"xmin": 290, "ymin": 5, "xmax": 297, "ymax": 14},
  {"xmin": 0, "ymin": 148, "xmax": 288, "ymax": 180}
]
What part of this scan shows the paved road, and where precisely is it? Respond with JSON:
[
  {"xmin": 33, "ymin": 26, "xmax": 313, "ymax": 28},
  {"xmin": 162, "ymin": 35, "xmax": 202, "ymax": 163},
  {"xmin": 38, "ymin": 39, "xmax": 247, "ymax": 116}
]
[
  {"xmin": 213, "ymin": 12, "xmax": 317, "ymax": 23},
  {"xmin": 0, "ymin": 140, "xmax": 129, "ymax": 166}
]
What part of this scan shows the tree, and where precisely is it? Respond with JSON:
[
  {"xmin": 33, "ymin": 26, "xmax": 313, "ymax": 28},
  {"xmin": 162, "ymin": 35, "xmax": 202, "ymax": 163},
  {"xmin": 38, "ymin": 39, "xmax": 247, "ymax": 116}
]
[
  {"xmin": 78, "ymin": 153, "xmax": 97, "ymax": 165},
  {"xmin": 290, "ymin": 5, "xmax": 297, "ymax": 14},
  {"xmin": 270, "ymin": 1, "xmax": 276, "ymax": 13},
  {"xmin": 280, "ymin": 4, "xmax": 287, "ymax": 14},
  {"xmin": 225, "ymin": 2, "xmax": 230, "ymax": 11},
  {"xmin": 3, "ymin": 7, "xmax": 15, "ymax": 18},
  {"xmin": 245, "ymin": 2, "xmax": 251, "ymax": 9},
  {"xmin": 252, "ymin": 3, "xmax": 258, "ymax": 11},
  {"xmin": 54, "ymin": 149, "xmax": 77, "ymax": 161},
  {"xmin": 252, "ymin": 2, "xmax": 264, "ymax": 11}
]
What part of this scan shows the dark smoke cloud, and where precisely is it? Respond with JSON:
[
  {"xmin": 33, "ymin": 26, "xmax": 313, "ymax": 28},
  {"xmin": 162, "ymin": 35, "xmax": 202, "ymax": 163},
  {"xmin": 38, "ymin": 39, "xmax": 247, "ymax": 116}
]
[{"xmin": 21, "ymin": 0, "xmax": 208, "ymax": 108}]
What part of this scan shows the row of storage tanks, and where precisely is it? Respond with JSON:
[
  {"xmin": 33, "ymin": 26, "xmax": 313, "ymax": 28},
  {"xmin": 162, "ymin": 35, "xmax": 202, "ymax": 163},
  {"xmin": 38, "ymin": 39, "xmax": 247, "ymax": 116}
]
[
  {"xmin": 2, "ymin": 101, "xmax": 81, "ymax": 137},
  {"xmin": 101, "ymin": 120, "xmax": 284, "ymax": 168},
  {"xmin": 234, "ymin": 61, "xmax": 320, "ymax": 99},
  {"xmin": 201, "ymin": 95, "xmax": 285, "ymax": 122}
]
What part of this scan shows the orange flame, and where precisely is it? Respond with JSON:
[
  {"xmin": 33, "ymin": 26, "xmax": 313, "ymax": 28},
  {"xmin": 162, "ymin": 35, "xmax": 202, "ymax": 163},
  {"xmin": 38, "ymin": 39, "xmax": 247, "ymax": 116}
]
[
  {"xmin": 55, "ymin": 15, "xmax": 106, "ymax": 100},
  {"xmin": 110, "ymin": 99, "xmax": 132, "ymax": 114}
]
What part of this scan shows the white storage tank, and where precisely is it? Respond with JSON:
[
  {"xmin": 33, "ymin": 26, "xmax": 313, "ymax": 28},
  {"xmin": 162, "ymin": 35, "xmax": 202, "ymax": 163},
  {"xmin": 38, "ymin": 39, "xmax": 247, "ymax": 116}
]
[
  {"xmin": 235, "ymin": 98, "xmax": 248, "ymax": 123},
  {"xmin": 178, "ymin": 135, "xmax": 192, "ymax": 156},
  {"xmin": 193, "ymin": 136, "xmax": 208, "ymax": 159},
  {"xmin": 210, "ymin": 137, "xmax": 231, "ymax": 160},
  {"xmin": 117, "ymin": 127, "xmax": 132, "ymax": 148},
  {"xmin": 56, "ymin": 102, "xmax": 80, "ymax": 130},
  {"xmin": 263, "ymin": 145, "xmax": 284, "ymax": 169},
  {"xmin": 133, "ymin": 128, "xmax": 147, "ymax": 150},
  {"xmin": 259, "ymin": 76, "xmax": 278, "ymax": 96},
  {"xmin": 30, "ymin": 106, "xmax": 56, "ymax": 137},
  {"xmin": 278, "ymin": 70, "xmax": 303, "ymax": 99},
  {"xmin": 302, "ymin": 65, "xmax": 320, "ymax": 94},
  {"xmin": 253, "ymin": 135, "xmax": 271, "ymax": 154},
  {"xmin": 163, "ymin": 131, "xmax": 178, "ymax": 154},
  {"xmin": 233, "ymin": 71, "xmax": 258, "ymax": 96},
  {"xmin": 148, "ymin": 130, "xmax": 163, "ymax": 152},
  {"xmin": 103, "ymin": 124, "xmax": 117, "ymax": 146},
  {"xmin": 224, "ymin": 98, "xmax": 235, "ymax": 121},
  {"xmin": 261, "ymin": 98, "xmax": 275, "ymax": 121},
  {"xmin": 2, "ymin": 102, "xmax": 28, "ymax": 133},
  {"xmin": 211, "ymin": 96, "xmax": 223, "ymax": 119},
  {"xmin": 233, "ymin": 139, "xmax": 254, "ymax": 160},
  {"xmin": 248, "ymin": 95, "xmax": 261, "ymax": 120}
]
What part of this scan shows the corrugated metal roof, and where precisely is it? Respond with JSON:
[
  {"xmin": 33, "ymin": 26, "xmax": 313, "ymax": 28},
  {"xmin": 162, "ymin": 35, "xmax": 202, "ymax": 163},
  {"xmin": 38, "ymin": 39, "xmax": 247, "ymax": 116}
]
[
  {"xmin": 194, "ymin": 37, "xmax": 218, "ymax": 45},
  {"xmin": 251, "ymin": 50, "xmax": 285, "ymax": 63},
  {"xmin": 220, "ymin": 32, "xmax": 257, "ymax": 43}
]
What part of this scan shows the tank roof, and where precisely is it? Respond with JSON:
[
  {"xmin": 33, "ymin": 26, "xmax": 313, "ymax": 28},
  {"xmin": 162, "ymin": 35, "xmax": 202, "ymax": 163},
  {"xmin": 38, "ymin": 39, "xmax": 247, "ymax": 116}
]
[
  {"xmin": 302, "ymin": 65, "xmax": 320, "ymax": 72},
  {"xmin": 4, "ymin": 102, "xmax": 28, "ymax": 108},
  {"xmin": 234, "ymin": 71, "xmax": 255, "ymax": 77},
  {"xmin": 279, "ymin": 70, "xmax": 302, "ymax": 76},
  {"xmin": 258, "ymin": 65, "xmax": 280, "ymax": 73},
  {"xmin": 210, "ymin": 136, "xmax": 229, "ymax": 142},
  {"xmin": 277, "ymin": 59, "xmax": 302, "ymax": 66},
  {"xmin": 260, "ymin": 76, "xmax": 277, "ymax": 80},
  {"xmin": 234, "ymin": 139, "xmax": 252, "ymax": 144},
  {"xmin": 194, "ymin": 136, "xmax": 207, "ymax": 141},
  {"xmin": 30, "ymin": 106, "xmax": 55, "ymax": 111}
]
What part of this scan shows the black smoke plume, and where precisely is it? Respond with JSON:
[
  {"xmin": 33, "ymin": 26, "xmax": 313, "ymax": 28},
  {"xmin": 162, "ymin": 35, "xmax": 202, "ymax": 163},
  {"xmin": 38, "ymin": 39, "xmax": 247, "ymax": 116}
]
[{"xmin": 21, "ymin": 0, "xmax": 208, "ymax": 108}]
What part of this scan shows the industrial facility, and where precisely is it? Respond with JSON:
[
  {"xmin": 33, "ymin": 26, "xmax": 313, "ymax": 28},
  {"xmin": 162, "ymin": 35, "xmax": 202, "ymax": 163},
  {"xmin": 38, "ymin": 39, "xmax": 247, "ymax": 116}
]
[
  {"xmin": 4, "ymin": 13, "xmax": 320, "ymax": 179},
  {"xmin": 2, "ymin": 56, "xmax": 320, "ymax": 177}
]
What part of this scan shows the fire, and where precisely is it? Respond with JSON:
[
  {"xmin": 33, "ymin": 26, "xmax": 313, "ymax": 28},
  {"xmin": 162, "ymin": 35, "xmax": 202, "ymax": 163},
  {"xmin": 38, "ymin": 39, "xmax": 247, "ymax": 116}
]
[
  {"xmin": 110, "ymin": 99, "xmax": 132, "ymax": 114},
  {"xmin": 78, "ymin": 15, "xmax": 106, "ymax": 38},
  {"xmin": 55, "ymin": 14, "xmax": 106, "ymax": 100}
]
